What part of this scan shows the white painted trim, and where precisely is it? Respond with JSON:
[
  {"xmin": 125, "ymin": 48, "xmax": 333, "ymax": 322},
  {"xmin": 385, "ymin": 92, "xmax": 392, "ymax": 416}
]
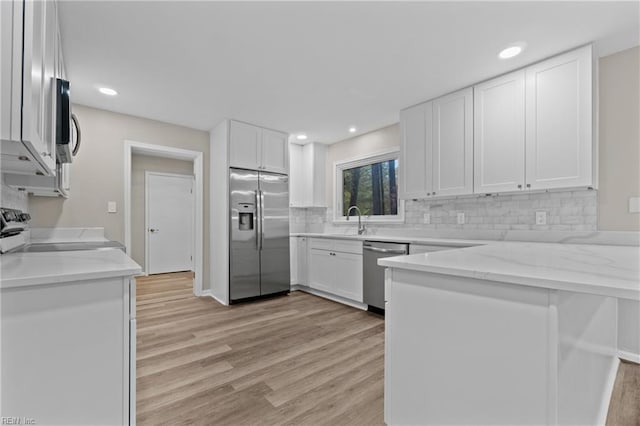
[
  {"xmin": 124, "ymin": 140, "xmax": 204, "ymax": 296},
  {"xmin": 597, "ymin": 357, "xmax": 620, "ymax": 426},
  {"xmin": 144, "ymin": 171, "xmax": 195, "ymax": 276},
  {"xmin": 618, "ymin": 350, "xmax": 640, "ymax": 364},
  {"xmin": 201, "ymin": 289, "xmax": 229, "ymax": 306},
  {"xmin": 295, "ymin": 285, "xmax": 368, "ymax": 310},
  {"xmin": 333, "ymin": 147, "xmax": 405, "ymax": 224}
]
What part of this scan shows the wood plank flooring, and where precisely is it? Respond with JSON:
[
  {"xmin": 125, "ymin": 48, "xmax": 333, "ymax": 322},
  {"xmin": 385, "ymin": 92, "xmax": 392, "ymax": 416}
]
[
  {"xmin": 607, "ymin": 360, "xmax": 640, "ymax": 426},
  {"xmin": 136, "ymin": 272, "xmax": 385, "ymax": 425},
  {"xmin": 137, "ymin": 272, "xmax": 640, "ymax": 425}
]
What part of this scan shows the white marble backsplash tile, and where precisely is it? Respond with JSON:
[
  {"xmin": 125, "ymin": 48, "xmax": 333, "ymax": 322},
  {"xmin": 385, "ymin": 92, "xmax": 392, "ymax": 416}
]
[
  {"xmin": 1, "ymin": 177, "xmax": 28, "ymax": 212},
  {"xmin": 291, "ymin": 189, "xmax": 640, "ymax": 246}
]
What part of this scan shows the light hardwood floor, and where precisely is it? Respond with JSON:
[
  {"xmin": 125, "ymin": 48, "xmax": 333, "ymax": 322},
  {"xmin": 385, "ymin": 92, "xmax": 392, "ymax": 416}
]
[
  {"xmin": 136, "ymin": 272, "xmax": 385, "ymax": 425},
  {"xmin": 607, "ymin": 360, "xmax": 640, "ymax": 426},
  {"xmin": 137, "ymin": 272, "xmax": 639, "ymax": 425}
]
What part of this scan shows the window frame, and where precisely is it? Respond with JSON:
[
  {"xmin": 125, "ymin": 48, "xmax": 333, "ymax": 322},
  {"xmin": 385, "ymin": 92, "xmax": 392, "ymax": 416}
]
[{"xmin": 333, "ymin": 148, "xmax": 405, "ymax": 224}]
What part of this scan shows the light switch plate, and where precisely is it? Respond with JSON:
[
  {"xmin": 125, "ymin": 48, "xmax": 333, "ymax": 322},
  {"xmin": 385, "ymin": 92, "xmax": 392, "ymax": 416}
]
[
  {"xmin": 456, "ymin": 212, "xmax": 465, "ymax": 225},
  {"xmin": 107, "ymin": 201, "xmax": 117, "ymax": 213},
  {"xmin": 629, "ymin": 197, "xmax": 640, "ymax": 213},
  {"xmin": 423, "ymin": 213, "xmax": 431, "ymax": 224},
  {"xmin": 535, "ymin": 210, "xmax": 547, "ymax": 225}
]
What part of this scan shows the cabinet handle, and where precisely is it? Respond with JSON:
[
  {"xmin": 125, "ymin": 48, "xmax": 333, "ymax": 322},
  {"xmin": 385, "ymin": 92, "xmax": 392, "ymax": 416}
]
[
  {"xmin": 526, "ymin": 184, "xmax": 531, "ymax": 188},
  {"xmin": 427, "ymin": 193, "xmax": 431, "ymax": 196},
  {"xmin": 517, "ymin": 184, "xmax": 522, "ymax": 189},
  {"xmin": 432, "ymin": 192, "xmax": 436, "ymax": 196}
]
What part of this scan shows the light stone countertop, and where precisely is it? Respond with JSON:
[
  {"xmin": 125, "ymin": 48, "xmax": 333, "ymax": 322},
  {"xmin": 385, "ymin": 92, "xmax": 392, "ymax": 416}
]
[
  {"xmin": 378, "ymin": 242, "xmax": 640, "ymax": 301},
  {"xmin": 0, "ymin": 249, "xmax": 142, "ymax": 289},
  {"xmin": 290, "ymin": 232, "xmax": 486, "ymax": 247}
]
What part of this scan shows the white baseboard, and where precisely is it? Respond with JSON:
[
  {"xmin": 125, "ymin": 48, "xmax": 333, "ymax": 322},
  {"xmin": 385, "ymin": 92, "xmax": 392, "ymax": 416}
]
[
  {"xmin": 201, "ymin": 290, "xmax": 228, "ymax": 306},
  {"xmin": 619, "ymin": 350, "xmax": 640, "ymax": 364},
  {"xmin": 294, "ymin": 285, "xmax": 368, "ymax": 311}
]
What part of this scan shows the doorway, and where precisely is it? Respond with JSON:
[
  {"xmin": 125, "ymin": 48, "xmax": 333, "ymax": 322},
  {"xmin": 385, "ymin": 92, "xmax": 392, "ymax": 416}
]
[
  {"xmin": 124, "ymin": 140, "xmax": 204, "ymax": 295},
  {"xmin": 145, "ymin": 172, "xmax": 194, "ymax": 275}
]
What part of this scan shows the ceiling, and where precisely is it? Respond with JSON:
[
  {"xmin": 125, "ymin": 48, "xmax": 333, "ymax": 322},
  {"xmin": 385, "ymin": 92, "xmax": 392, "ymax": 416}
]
[{"xmin": 58, "ymin": 1, "xmax": 639, "ymax": 144}]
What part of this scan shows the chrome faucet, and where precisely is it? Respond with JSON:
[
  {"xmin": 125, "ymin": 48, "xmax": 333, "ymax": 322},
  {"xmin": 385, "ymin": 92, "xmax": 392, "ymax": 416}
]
[{"xmin": 346, "ymin": 206, "xmax": 366, "ymax": 235}]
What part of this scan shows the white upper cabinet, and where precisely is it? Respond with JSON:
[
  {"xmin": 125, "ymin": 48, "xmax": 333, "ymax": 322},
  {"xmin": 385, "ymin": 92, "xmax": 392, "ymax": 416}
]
[
  {"xmin": 289, "ymin": 142, "xmax": 326, "ymax": 207},
  {"xmin": 474, "ymin": 70, "xmax": 526, "ymax": 193},
  {"xmin": 261, "ymin": 128, "xmax": 288, "ymax": 174},
  {"xmin": 399, "ymin": 101, "xmax": 432, "ymax": 199},
  {"xmin": 229, "ymin": 120, "xmax": 261, "ymax": 170},
  {"xmin": 229, "ymin": 120, "xmax": 288, "ymax": 173},
  {"xmin": 525, "ymin": 45, "xmax": 593, "ymax": 190},
  {"xmin": 400, "ymin": 45, "xmax": 594, "ymax": 198},
  {"xmin": 1, "ymin": 0, "xmax": 62, "ymax": 177},
  {"xmin": 432, "ymin": 87, "xmax": 474, "ymax": 197}
]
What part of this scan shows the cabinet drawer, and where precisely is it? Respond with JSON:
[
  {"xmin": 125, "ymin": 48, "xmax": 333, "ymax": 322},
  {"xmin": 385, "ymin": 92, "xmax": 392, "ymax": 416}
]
[
  {"xmin": 309, "ymin": 237, "xmax": 362, "ymax": 255},
  {"xmin": 309, "ymin": 238, "xmax": 334, "ymax": 251},
  {"xmin": 333, "ymin": 239, "xmax": 362, "ymax": 255}
]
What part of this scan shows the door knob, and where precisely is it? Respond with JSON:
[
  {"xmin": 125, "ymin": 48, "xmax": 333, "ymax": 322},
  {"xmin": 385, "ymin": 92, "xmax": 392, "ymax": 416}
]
[{"xmin": 149, "ymin": 228, "xmax": 159, "ymax": 233}]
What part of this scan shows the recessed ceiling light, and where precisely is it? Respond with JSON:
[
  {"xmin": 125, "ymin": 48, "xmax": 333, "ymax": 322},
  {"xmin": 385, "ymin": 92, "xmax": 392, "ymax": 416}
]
[
  {"xmin": 296, "ymin": 134, "xmax": 308, "ymax": 141},
  {"xmin": 498, "ymin": 44, "xmax": 524, "ymax": 59},
  {"xmin": 98, "ymin": 87, "xmax": 118, "ymax": 96},
  {"xmin": 349, "ymin": 126, "xmax": 357, "ymax": 133}
]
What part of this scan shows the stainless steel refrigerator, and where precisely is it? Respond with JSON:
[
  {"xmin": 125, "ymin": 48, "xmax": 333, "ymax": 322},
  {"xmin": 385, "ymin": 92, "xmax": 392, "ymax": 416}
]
[{"xmin": 229, "ymin": 168, "xmax": 290, "ymax": 302}]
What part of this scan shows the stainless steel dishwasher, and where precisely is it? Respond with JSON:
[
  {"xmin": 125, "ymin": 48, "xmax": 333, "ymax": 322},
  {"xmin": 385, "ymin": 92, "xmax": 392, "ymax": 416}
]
[{"xmin": 363, "ymin": 240, "xmax": 409, "ymax": 313}]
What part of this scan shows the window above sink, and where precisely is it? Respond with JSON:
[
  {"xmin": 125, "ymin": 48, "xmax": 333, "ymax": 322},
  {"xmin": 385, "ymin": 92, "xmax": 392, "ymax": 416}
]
[{"xmin": 333, "ymin": 148, "xmax": 404, "ymax": 224}]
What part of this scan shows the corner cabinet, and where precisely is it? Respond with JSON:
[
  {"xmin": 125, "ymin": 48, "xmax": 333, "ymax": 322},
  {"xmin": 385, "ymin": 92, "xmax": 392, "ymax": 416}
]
[
  {"xmin": 229, "ymin": 120, "xmax": 289, "ymax": 174},
  {"xmin": 1, "ymin": 0, "xmax": 63, "ymax": 177}
]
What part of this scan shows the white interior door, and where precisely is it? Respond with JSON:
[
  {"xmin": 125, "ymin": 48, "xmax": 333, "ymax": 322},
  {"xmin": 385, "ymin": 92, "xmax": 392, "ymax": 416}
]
[{"xmin": 146, "ymin": 172, "xmax": 194, "ymax": 275}]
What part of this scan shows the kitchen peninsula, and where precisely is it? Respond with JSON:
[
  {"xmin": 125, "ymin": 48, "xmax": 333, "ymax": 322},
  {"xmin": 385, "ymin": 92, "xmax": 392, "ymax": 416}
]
[{"xmin": 380, "ymin": 242, "xmax": 640, "ymax": 425}]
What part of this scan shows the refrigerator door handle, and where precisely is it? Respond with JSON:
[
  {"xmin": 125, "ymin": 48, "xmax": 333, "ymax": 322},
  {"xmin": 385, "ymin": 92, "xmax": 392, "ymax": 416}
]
[
  {"xmin": 255, "ymin": 189, "xmax": 261, "ymax": 250},
  {"xmin": 259, "ymin": 189, "xmax": 265, "ymax": 250}
]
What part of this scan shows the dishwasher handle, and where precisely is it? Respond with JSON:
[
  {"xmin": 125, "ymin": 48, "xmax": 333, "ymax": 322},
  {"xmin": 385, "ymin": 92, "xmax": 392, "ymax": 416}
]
[{"xmin": 363, "ymin": 246, "xmax": 407, "ymax": 255}]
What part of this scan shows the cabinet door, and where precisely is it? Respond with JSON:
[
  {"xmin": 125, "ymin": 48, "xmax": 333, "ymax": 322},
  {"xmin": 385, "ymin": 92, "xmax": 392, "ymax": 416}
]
[
  {"xmin": 297, "ymin": 237, "xmax": 308, "ymax": 286},
  {"xmin": 432, "ymin": 88, "xmax": 473, "ymax": 197},
  {"xmin": 229, "ymin": 120, "xmax": 261, "ymax": 170},
  {"xmin": 474, "ymin": 71, "xmax": 526, "ymax": 194},
  {"xmin": 399, "ymin": 102, "xmax": 432, "ymax": 199},
  {"xmin": 21, "ymin": 0, "xmax": 55, "ymax": 174},
  {"xmin": 42, "ymin": 0, "xmax": 57, "ymax": 165},
  {"xmin": 333, "ymin": 252, "xmax": 363, "ymax": 302},
  {"xmin": 290, "ymin": 237, "xmax": 298, "ymax": 284},
  {"xmin": 1, "ymin": 0, "xmax": 22, "ymax": 142},
  {"xmin": 289, "ymin": 143, "xmax": 304, "ymax": 206},
  {"xmin": 308, "ymin": 249, "xmax": 334, "ymax": 293},
  {"xmin": 525, "ymin": 45, "xmax": 593, "ymax": 190},
  {"xmin": 261, "ymin": 129, "xmax": 289, "ymax": 173}
]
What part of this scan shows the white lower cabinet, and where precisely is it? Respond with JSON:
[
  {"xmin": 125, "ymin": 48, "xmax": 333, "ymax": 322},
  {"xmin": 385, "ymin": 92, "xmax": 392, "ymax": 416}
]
[
  {"xmin": 290, "ymin": 236, "xmax": 308, "ymax": 286},
  {"xmin": 307, "ymin": 238, "xmax": 363, "ymax": 303},
  {"xmin": 1, "ymin": 276, "xmax": 136, "ymax": 425}
]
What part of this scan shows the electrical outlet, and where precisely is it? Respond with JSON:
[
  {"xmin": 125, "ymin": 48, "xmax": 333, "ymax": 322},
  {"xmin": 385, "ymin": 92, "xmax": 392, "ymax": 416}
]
[
  {"xmin": 456, "ymin": 212, "xmax": 465, "ymax": 225},
  {"xmin": 535, "ymin": 210, "xmax": 547, "ymax": 225},
  {"xmin": 107, "ymin": 201, "xmax": 117, "ymax": 213},
  {"xmin": 629, "ymin": 197, "xmax": 640, "ymax": 213},
  {"xmin": 423, "ymin": 213, "xmax": 431, "ymax": 224}
]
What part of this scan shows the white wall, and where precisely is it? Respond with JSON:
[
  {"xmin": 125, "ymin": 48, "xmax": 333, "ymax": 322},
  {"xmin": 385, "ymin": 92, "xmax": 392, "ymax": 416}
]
[{"xmin": 28, "ymin": 105, "xmax": 211, "ymax": 288}]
